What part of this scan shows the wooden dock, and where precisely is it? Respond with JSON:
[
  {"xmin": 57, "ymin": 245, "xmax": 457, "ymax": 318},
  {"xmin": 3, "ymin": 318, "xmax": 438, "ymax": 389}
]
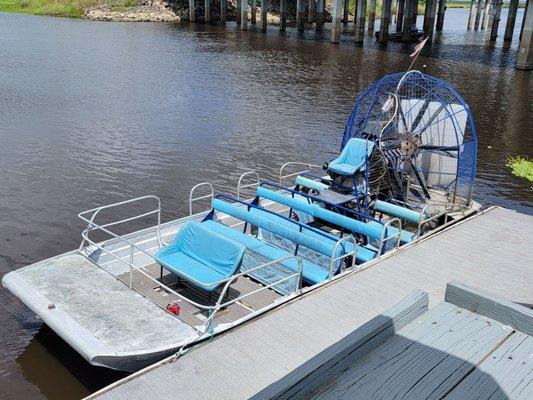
[{"xmin": 89, "ymin": 206, "xmax": 533, "ymax": 400}]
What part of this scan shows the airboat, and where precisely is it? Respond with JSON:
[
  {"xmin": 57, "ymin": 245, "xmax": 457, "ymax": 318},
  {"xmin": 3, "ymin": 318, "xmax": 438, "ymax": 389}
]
[{"xmin": 2, "ymin": 71, "xmax": 479, "ymax": 372}]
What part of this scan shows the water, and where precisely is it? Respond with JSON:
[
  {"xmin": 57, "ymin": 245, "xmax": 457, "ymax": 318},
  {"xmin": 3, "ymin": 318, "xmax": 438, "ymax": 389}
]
[{"xmin": 0, "ymin": 8, "xmax": 531, "ymax": 399}]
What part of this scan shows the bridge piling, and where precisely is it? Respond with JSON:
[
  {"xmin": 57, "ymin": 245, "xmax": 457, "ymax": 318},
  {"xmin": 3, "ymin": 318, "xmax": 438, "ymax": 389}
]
[
  {"xmin": 368, "ymin": 0, "xmax": 377, "ymax": 35},
  {"xmin": 309, "ymin": 0, "xmax": 314, "ymax": 23},
  {"xmin": 504, "ymin": 0, "xmax": 520, "ymax": 41},
  {"xmin": 280, "ymin": 0, "xmax": 287, "ymax": 31},
  {"xmin": 241, "ymin": 0, "xmax": 248, "ymax": 29},
  {"xmin": 517, "ymin": 0, "xmax": 532, "ymax": 69},
  {"xmin": 220, "ymin": 0, "xmax": 226, "ymax": 22},
  {"xmin": 316, "ymin": 0, "xmax": 325, "ymax": 31},
  {"xmin": 402, "ymin": 0, "xmax": 416, "ymax": 41},
  {"xmin": 436, "ymin": 0, "xmax": 446, "ymax": 31},
  {"xmin": 379, "ymin": 0, "xmax": 393, "ymax": 42},
  {"xmin": 482, "ymin": 0, "xmax": 491, "ymax": 29},
  {"xmin": 204, "ymin": 0, "xmax": 211, "ymax": 23},
  {"xmin": 331, "ymin": 0, "xmax": 343, "ymax": 43},
  {"xmin": 354, "ymin": 0, "xmax": 367, "ymax": 42},
  {"xmin": 251, "ymin": 0, "xmax": 257, "ymax": 24},
  {"xmin": 396, "ymin": 0, "xmax": 405, "ymax": 32},
  {"xmin": 467, "ymin": 0, "xmax": 477, "ymax": 29},
  {"xmin": 343, "ymin": 0, "xmax": 350, "ymax": 25},
  {"xmin": 189, "ymin": 0, "xmax": 195, "ymax": 22},
  {"xmin": 261, "ymin": 0, "xmax": 267, "ymax": 31},
  {"xmin": 297, "ymin": 0, "xmax": 306, "ymax": 31},
  {"xmin": 424, "ymin": 0, "xmax": 437, "ymax": 36},
  {"xmin": 474, "ymin": 0, "xmax": 484, "ymax": 30},
  {"xmin": 486, "ymin": 0, "xmax": 503, "ymax": 41}
]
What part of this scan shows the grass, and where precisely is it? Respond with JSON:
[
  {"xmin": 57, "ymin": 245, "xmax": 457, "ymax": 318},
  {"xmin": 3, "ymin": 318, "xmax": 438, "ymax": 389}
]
[
  {"xmin": 0, "ymin": 0, "xmax": 138, "ymax": 17},
  {"xmin": 506, "ymin": 156, "xmax": 533, "ymax": 183}
]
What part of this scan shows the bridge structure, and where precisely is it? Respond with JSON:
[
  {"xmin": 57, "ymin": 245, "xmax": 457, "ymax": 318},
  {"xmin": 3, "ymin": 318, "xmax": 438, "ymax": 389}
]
[{"xmin": 189, "ymin": 0, "xmax": 532, "ymax": 69}]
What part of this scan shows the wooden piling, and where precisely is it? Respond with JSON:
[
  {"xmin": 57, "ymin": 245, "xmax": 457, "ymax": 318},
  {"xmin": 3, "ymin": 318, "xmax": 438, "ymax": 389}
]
[
  {"xmin": 316, "ymin": 0, "xmax": 325, "ymax": 31},
  {"xmin": 396, "ymin": 0, "xmax": 405, "ymax": 32},
  {"xmin": 261, "ymin": 0, "xmax": 268, "ymax": 31},
  {"xmin": 504, "ymin": 0, "xmax": 520, "ymax": 41},
  {"xmin": 236, "ymin": 0, "xmax": 241, "ymax": 24},
  {"xmin": 280, "ymin": 0, "xmax": 287, "ymax": 31},
  {"xmin": 436, "ymin": 0, "xmax": 446, "ymax": 31},
  {"xmin": 482, "ymin": 0, "xmax": 491, "ymax": 29},
  {"xmin": 391, "ymin": 0, "xmax": 398, "ymax": 24},
  {"xmin": 474, "ymin": 0, "xmax": 484, "ymax": 30},
  {"xmin": 343, "ymin": 0, "xmax": 350, "ymax": 25},
  {"xmin": 368, "ymin": 0, "xmax": 377, "ymax": 34},
  {"xmin": 205, "ymin": 0, "xmax": 211, "ymax": 23},
  {"xmin": 331, "ymin": 0, "xmax": 343, "ymax": 42},
  {"xmin": 297, "ymin": 0, "xmax": 306, "ymax": 31},
  {"xmin": 517, "ymin": 0, "xmax": 532, "ymax": 69},
  {"xmin": 423, "ymin": 0, "xmax": 437, "ymax": 36},
  {"xmin": 355, "ymin": 0, "xmax": 368, "ymax": 42},
  {"xmin": 379, "ymin": 0, "xmax": 393, "ymax": 42},
  {"xmin": 251, "ymin": 0, "xmax": 257, "ymax": 24},
  {"xmin": 521, "ymin": 0, "xmax": 530, "ymax": 40},
  {"xmin": 402, "ymin": 0, "xmax": 416, "ymax": 41},
  {"xmin": 467, "ymin": 0, "xmax": 477, "ymax": 29},
  {"xmin": 189, "ymin": 0, "xmax": 195, "ymax": 22},
  {"xmin": 220, "ymin": 0, "xmax": 226, "ymax": 22},
  {"xmin": 241, "ymin": 0, "xmax": 248, "ymax": 30},
  {"xmin": 309, "ymin": 0, "xmax": 314, "ymax": 23},
  {"xmin": 486, "ymin": 0, "xmax": 503, "ymax": 41}
]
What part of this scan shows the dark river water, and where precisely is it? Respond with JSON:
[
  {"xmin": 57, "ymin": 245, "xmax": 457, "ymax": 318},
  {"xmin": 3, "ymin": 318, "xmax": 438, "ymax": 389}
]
[{"xmin": 0, "ymin": 8, "xmax": 532, "ymax": 399}]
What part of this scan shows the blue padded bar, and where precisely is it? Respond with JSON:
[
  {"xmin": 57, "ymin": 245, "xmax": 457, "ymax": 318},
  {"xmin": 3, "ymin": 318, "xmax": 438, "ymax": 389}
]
[
  {"xmin": 257, "ymin": 186, "xmax": 383, "ymax": 241},
  {"xmin": 212, "ymin": 198, "xmax": 342, "ymax": 260},
  {"xmin": 375, "ymin": 200, "xmax": 423, "ymax": 225},
  {"xmin": 295, "ymin": 175, "xmax": 329, "ymax": 192}
]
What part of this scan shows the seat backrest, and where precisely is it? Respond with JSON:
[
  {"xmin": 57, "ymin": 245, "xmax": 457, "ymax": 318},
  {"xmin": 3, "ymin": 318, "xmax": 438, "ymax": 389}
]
[
  {"xmin": 335, "ymin": 138, "xmax": 375, "ymax": 167},
  {"xmin": 178, "ymin": 222, "xmax": 246, "ymax": 277},
  {"xmin": 256, "ymin": 186, "xmax": 384, "ymax": 241},
  {"xmin": 212, "ymin": 198, "xmax": 343, "ymax": 260}
]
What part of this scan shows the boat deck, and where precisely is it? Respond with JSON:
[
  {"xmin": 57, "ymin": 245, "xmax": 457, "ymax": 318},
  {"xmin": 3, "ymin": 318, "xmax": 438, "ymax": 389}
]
[{"xmin": 89, "ymin": 206, "xmax": 533, "ymax": 399}]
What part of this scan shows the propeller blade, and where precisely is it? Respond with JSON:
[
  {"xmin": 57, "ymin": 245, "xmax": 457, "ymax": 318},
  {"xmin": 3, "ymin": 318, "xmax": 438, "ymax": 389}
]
[
  {"xmin": 409, "ymin": 97, "xmax": 431, "ymax": 132},
  {"xmin": 410, "ymin": 160, "xmax": 431, "ymax": 199},
  {"xmin": 415, "ymin": 104, "xmax": 445, "ymax": 136}
]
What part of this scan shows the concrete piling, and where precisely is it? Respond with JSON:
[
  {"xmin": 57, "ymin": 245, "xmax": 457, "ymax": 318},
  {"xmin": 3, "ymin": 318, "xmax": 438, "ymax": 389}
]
[
  {"xmin": 355, "ymin": 0, "xmax": 368, "ymax": 42},
  {"xmin": 241, "ymin": 0, "xmax": 248, "ymax": 29},
  {"xmin": 379, "ymin": 0, "xmax": 393, "ymax": 42},
  {"xmin": 237, "ymin": 0, "xmax": 241, "ymax": 24},
  {"xmin": 423, "ymin": 0, "xmax": 437, "ymax": 36},
  {"xmin": 261, "ymin": 0, "xmax": 268, "ymax": 31},
  {"xmin": 297, "ymin": 0, "xmax": 306, "ymax": 31},
  {"xmin": 486, "ymin": 0, "xmax": 503, "ymax": 41},
  {"xmin": 368, "ymin": 0, "xmax": 377, "ymax": 34},
  {"xmin": 517, "ymin": 0, "xmax": 532, "ymax": 69},
  {"xmin": 474, "ymin": 0, "xmax": 484, "ymax": 30},
  {"xmin": 331, "ymin": 0, "xmax": 343, "ymax": 42},
  {"xmin": 436, "ymin": 0, "xmax": 446, "ymax": 31},
  {"xmin": 309, "ymin": 0, "xmax": 314, "ymax": 23},
  {"xmin": 402, "ymin": 0, "xmax": 416, "ymax": 41},
  {"xmin": 189, "ymin": 0, "xmax": 195, "ymax": 22},
  {"xmin": 204, "ymin": 0, "xmax": 211, "ymax": 23},
  {"xmin": 504, "ymin": 0, "xmax": 520, "ymax": 41},
  {"xmin": 316, "ymin": 0, "xmax": 325, "ymax": 31},
  {"xmin": 251, "ymin": 0, "xmax": 257, "ymax": 24},
  {"xmin": 467, "ymin": 0, "xmax": 477, "ymax": 29},
  {"xmin": 396, "ymin": 0, "xmax": 405, "ymax": 32},
  {"xmin": 482, "ymin": 0, "xmax": 491, "ymax": 29},
  {"xmin": 220, "ymin": 0, "xmax": 226, "ymax": 22},
  {"xmin": 343, "ymin": 0, "xmax": 350, "ymax": 25},
  {"xmin": 280, "ymin": 0, "xmax": 287, "ymax": 31}
]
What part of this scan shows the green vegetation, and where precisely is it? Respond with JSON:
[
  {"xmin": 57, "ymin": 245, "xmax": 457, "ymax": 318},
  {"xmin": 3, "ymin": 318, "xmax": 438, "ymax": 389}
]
[
  {"xmin": 506, "ymin": 156, "xmax": 533, "ymax": 183},
  {"xmin": 0, "ymin": 0, "xmax": 138, "ymax": 17}
]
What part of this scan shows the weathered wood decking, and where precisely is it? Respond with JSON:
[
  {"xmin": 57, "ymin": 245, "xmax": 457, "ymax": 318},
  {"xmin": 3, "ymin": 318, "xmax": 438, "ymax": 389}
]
[{"xmin": 89, "ymin": 207, "xmax": 533, "ymax": 400}]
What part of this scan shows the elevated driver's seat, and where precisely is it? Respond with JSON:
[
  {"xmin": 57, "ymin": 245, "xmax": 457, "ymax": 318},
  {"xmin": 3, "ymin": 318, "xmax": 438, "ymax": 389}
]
[{"xmin": 328, "ymin": 138, "xmax": 375, "ymax": 177}]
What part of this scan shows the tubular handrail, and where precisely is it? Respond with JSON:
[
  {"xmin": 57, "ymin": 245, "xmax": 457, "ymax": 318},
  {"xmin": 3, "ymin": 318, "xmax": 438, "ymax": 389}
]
[
  {"xmin": 380, "ymin": 217, "xmax": 402, "ymax": 253},
  {"xmin": 279, "ymin": 162, "xmax": 323, "ymax": 186},
  {"xmin": 78, "ymin": 195, "xmax": 162, "ymax": 251},
  {"xmin": 329, "ymin": 235, "xmax": 357, "ymax": 277},
  {"xmin": 236, "ymin": 171, "xmax": 260, "ymax": 200},
  {"xmin": 189, "ymin": 182, "xmax": 214, "ymax": 216}
]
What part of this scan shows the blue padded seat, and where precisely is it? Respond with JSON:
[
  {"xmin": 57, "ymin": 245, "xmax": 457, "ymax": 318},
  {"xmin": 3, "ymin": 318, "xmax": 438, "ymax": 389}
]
[
  {"xmin": 201, "ymin": 220, "xmax": 329, "ymax": 284},
  {"xmin": 328, "ymin": 138, "xmax": 375, "ymax": 176},
  {"xmin": 155, "ymin": 222, "xmax": 245, "ymax": 292}
]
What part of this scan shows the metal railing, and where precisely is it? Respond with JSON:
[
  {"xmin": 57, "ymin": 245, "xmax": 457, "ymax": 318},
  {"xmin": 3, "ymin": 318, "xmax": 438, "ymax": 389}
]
[
  {"xmin": 189, "ymin": 182, "xmax": 214, "ymax": 216},
  {"xmin": 78, "ymin": 195, "xmax": 304, "ymax": 333},
  {"xmin": 380, "ymin": 217, "xmax": 403, "ymax": 253},
  {"xmin": 236, "ymin": 171, "xmax": 260, "ymax": 200},
  {"xmin": 330, "ymin": 235, "xmax": 358, "ymax": 277},
  {"xmin": 279, "ymin": 162, "xmax": 323, "ymax": 186}
]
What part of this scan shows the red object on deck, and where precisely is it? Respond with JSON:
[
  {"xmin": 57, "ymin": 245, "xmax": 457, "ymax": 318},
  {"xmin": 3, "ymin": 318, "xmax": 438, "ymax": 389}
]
[{"xmin": 166, "ymin": 303, "xmax": 180, "ymax": 316}]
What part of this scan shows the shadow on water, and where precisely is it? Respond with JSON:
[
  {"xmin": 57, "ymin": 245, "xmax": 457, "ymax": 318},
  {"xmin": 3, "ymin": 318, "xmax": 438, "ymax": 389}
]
[{"xmin": 18, "ymin": 327, "xmax": 129, "ymax": 399}]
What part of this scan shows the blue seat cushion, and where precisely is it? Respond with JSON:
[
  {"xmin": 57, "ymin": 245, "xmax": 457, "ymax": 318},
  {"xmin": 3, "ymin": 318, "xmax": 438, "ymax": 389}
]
[
  {"xmin": 156, "ymin": 251, "xmax": 226, "ymax": 292},
  {"xmin": 328, "ymin": 162, "xmax": 359, "ymax": 176},
  {"xmin": 366, "ymin": 221, "xmax": 417, "ymax": 244},
  {"xmin": 155, "ymin": 222, "xmax": 246, "ymax": 292},
  {"xmin": 328, "ymin": 138, "xmax": 374, "ymax": 177}
]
